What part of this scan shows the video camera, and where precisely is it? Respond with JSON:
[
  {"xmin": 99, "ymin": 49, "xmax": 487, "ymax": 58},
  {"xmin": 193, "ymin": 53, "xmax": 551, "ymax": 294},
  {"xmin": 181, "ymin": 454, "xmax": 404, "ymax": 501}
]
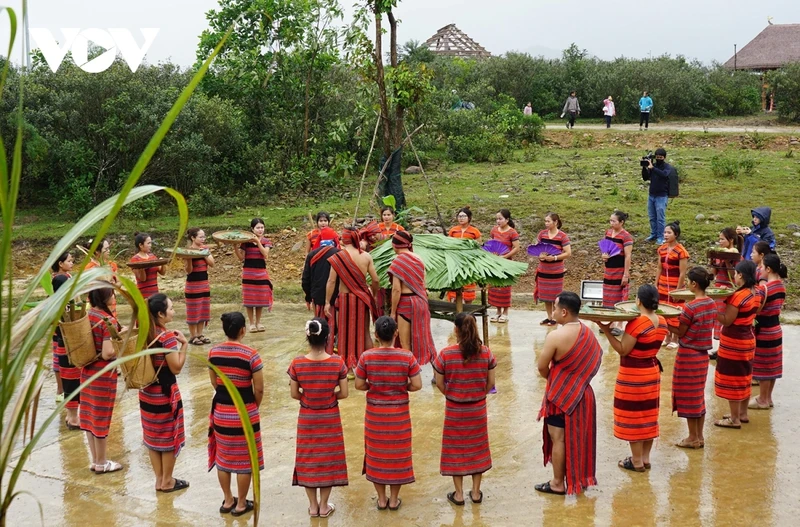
[{"xmin": 640, "ymin": 151, "xmax": 655, "ymax": 168}]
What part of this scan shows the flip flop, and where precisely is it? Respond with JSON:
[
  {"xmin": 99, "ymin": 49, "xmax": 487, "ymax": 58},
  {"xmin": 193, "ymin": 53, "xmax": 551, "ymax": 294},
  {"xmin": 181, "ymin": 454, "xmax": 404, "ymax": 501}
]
[
  {"xmin": 388, "ymin": 498, "xmax": 402, "ymax": 511},
  {"xmin": 489, "ymin": 315, "xmax": 499, "ymax": 322},
  {"xmin": 159, "ymin": 478, "xmax": 190, "ymax": 493},
  {"xmin": 319, "ymin": 503, "xmax": 335, "ymax": 518},
  {"xmin": 469, "ymin": 490, "xmax": 483, "ymax": 503},
  {"xmin": 539, "ymin": 318, "xmax": 552, "ymax": 326},
  {"xmin": 219, "ymin": 497, "xmax": 238, "ymax": 514},
  {"xmin": 618, "ymin": 457, "xmax": 646, "ymax": 472},
  {"xmin": 376, "ymin": 498, "xmax": 388, "ymax": 510},
  {"xmin": 447, "ymin": 492, "xmax": 465, "ymax": 506},
  {"xmin": 714, "ymin": 417, "xmax": 741, "ymax": 429},
  {"xmin": 534, "ymin": 481, "xmax": 566, "ymax": 495},
  {"xmin": 230, "ymin": 499, "xmax": 255, "ymax": 517},
  {"xmin": 65, "ymin": 419, "xmax": 81, "ymax": 431},
  {"xmin": 94, "ymin": 460, "xmax": 124, "ymax": 474},
  {"xmin": 308, "ymin": 507, "xmax": 319, "ymax": 517},
  {"xmin": 498, "ymin": 315, "xmax": 508, "ymax": 323}
]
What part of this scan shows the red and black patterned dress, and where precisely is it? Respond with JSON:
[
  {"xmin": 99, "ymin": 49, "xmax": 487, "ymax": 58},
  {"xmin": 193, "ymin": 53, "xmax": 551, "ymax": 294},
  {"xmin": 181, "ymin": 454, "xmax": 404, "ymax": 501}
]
[
  {"xmin": 208, "ymin": 342, "xmax": 264, "ymax": 474},
  {"xmin": 487, "ymin": 226, "xmax": 519, "ymax": 308},
  {"xmin": 240, "ymin": 237, "xmax": 273, "ymax": 309},
  {"xmin": 714, "ymin": 288, "xmax": 760, "ymax": 401},
  {"xmin": 138, "ymin": 329, "xmax": 185, "ymax": 454},
  {"xmin": 432, "ymin": 344, "xmax": 496, "ymax": 476},
  {"xmin": 355, "ymin": 347, "xmax": 421, "ymax": 485},
  {"xmin": 185, "ymin": 256, "xmax": 211, "ymax": 325},
  {"xmin": 656, "ymin": 243, "xmax": 689, "ymax": 327},
  {"xmin": 52, "ymin": 273, "xmax": 80, "ymax": 410},
  {"xmin": 288, "ymin": 355, "xmax": 349, "ymax": 488},
  {"xmin": 80, "ymin": 308, "xmax": 120, "ymax": 438},
  {"xmin": 672, "ymin": 297, "xmax": 716, "ymax": 418},
  {"xmin": 753, "ymin": 280, "xmax": 785, "ymax": 381},
  {"xmin": 534, "ymin": 229, "xmax": 570, "ymax": 303},
  {"xmin": 602, "ymin": 228, "xmax": 634, "ymax": 307},
  {"xmin": 130, "ymin": 253, "xmax": 161, "ymax": 299}
]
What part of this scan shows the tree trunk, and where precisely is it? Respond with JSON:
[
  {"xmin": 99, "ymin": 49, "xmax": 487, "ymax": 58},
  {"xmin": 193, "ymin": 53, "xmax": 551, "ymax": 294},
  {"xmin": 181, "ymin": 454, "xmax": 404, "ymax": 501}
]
[
  {"xmin": 373, "ymin": 10, "xmax": 392, "ymax": 159},
  {"xmin": 303, "ymin": 68, "xmax": 311, "ymax": 156},
  {"xmin": 387, "ymin": 10, "xmax": 402, "ymax": 148}
]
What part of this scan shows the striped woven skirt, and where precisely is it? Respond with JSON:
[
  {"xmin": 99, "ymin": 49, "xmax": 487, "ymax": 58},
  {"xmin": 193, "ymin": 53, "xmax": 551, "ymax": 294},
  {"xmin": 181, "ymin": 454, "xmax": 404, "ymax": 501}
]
[
  {"xmin": 672, "ymin": 347, "xmax": 709, "ymax": 418},
  {"xmin": 363, "ymin": 402, "xmax": 415, "ymax": 485},
  {"xmin": 714, "ymin": 325, "xmax": 754, "ymax": 401},
  {"xmin": 488, "ymin": 286, "xmax": 512, "ymax": 308},
  {"xmin": 713, "ymin": 299, "xmax": 725, "ymax": 339},
  {"xmin": 613, "ymin": 359, "xmax": 660, "ymax": 442},
  {"xmin": 447, "ymin": 283, "xmax": 477, "ymax": 304},
  {"xmin": 534, "ymin": 261, "xmax": 565, "ymax": 303},
  {"xmin": 753, "ymin": 315, "xmax": 782, "ymax": 380},
  {"xmin": 292, "ymin": 405, "xmax": 348, "ymax": 488},
  {"xmin": 208, "ymin": 402, "xmax": 264, "ymax": 474},
  {"xmin": 314, "ymin": 303, "xmax": 337, "ymax": 356},
  {"xmin": 79, "ymin": 360, "xmax": 118, "ymax": 438},
  {"xmin": 139, "ymin": 382, "xmax": 185, "ymax": 454},
  {"xmin": 185, "ymin": 280, "xmax": 211, "ymax": 325},
  {"xmin": 241, "ymin": 267, "xmax": 273, "ymax": 309},
  {"xmin": 375, "ymin": 288, "xmax": 388, "ymax": 317},
  {"xmin": 54, "ymin": 333, "xmax": 81, "ymax": 410},
  {"xmin": 440, "ymin": 398, "xmax": 492, "ymax": 476},
  {"xmin": 336, "ymin": 292, "xmax": 370, "ymax": 370},
  {"xmin": 396, "ymin": 294, "xmax": 435, "ymax": 366}
]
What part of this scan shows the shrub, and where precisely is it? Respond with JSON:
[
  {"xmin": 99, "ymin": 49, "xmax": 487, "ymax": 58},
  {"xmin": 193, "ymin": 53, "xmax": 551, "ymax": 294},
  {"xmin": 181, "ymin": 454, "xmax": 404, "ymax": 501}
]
[
  {"xmin": 122, "ymin": 193, "xmax": 160, "ymax": 220},
  {"xmin": 190, "ymin": 185, "xmax": 235, "ymax": 217},
  {"xmin": 710, "ymin": 153, "xmax": 760, "ymax": 179},
  {"xmin": 518, "ymin": 114, "xmax": 545, "ymax": 145},
  {"xmin": 56, "ymin": 173, "xmax": 94, "ymax": 218},
  {"xmin": 447, "ymin": 133, "xmax": 512, "ymax": 163}
]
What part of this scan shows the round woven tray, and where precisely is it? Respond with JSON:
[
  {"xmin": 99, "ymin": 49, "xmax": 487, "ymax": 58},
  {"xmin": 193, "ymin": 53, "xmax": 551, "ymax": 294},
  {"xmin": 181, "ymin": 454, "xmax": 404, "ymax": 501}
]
[
  {"xmin": 615, "ymin": 301, "xmax": 682, "ymax": 318},
  {"xmin": 165, "ymin": 247, "xmax": 211, "ymax": 259},
  {"xmin": 578, "ymin": 306, "xmax": 639, "ymax": 322},
  {"xmin": 707, "ymin": 249, "xmax": 741, "ymax": 262},
  {"xmin": 212, "ymin": 230, "xmax": 258, "ymax": 245},
  {"xmin": 669, "ymin": 287, "xmax": 735, "ymax": 301},
  {"xmin": 126, "ymin": 258, "xmax": 171, "ymax": 270}
]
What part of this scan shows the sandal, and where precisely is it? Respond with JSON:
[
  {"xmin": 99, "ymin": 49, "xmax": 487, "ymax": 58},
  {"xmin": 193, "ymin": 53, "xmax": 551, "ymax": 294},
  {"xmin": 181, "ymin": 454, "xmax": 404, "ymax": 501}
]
[
  {"xmin": 376, "ymin": 497, "xmax": 388, "ymax": 510},
  {"xmin": 309, "ymin": 507, "xmax": 319, "ymax": 517},
  {"xmin": 534, "ymin": 481, "xmax": 566, "ymax": 495},
  {"xmin": 714, "ymin": 417, "xmax": 741, "ymax": 429},
  {"xmin": 675, "ymin": 438, "xmax": 702, "ymax": 449},
  {"xmin": 618, "ymin": 457, "xmax": 645, "ymax": 472},
  {"xmin": 540, "ymin": 318, "xmax": 552, "ymax": 326},
  {"xmin": 249, "ymin": 325, "xmax": 257, "ymax": 333},
  {"xmin": 257, "ymin": 324, "xmax": 266, "ymax": 332},
  {"xmin": 94, "ymin": 460, "xmax": 124, "ymax": 474},
  {"xmin": 219, "ymin": 497, "xmax": 238, "ymax": 514},
  {"xmin": 199, "ymin": 335, "xmax": 212, "ymax": 344},
  {"xmin": 388, "ymin": 498, "xmax": 402, "ymax": 511},
  {"xmin": 160, "ymin": 478, "xmax": 189, "ymax": 493},
  {"xmin": 230, "ymin": 499, "xmax": 255, "ymax": 517},
  {"xmin": 469, "ymin": 490, "xmax": 483, "ymax": 503},
  {"xmin": 447, "ymin": 491, "xmax": 465, "ymax": 506},
  {"xmin": 489, "ymin": 315, "xmax": 499, "ymax": 322},
  {"xmin": 65, "ymin": 418, "xmax": 81, "ymax": 431},
  {"xmin": 547, "ymin": 319, "xmax": 558, "ymax": 326},
  {"xmin": 748, "ymin": 397, "xmax": 770, "ymax": 410},
  {"xmin": 498, "ymin": 315, "xmax": 508, "ymax": 323},
  {"xmin": 189, "ymin": 336, "xmax": 204, "ymax": 346},
  {"xmin": 318, "ymin": 503, "xmax": 335, "ymax": 518},
  {"xmin": 722, "ymin": 414, "xmax": 749, "ymax": 424}
]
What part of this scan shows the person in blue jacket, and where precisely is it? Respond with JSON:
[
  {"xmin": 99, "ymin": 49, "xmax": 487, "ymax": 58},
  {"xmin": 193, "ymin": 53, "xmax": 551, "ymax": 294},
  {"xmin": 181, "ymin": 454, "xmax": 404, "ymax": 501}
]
[
  {"xmin": 738, "ymin": 207, "xmax": 776, "ymax": 260},
  {"xmin": 639, "ymin": 91, "xmax": 653, "ymax": 130}
]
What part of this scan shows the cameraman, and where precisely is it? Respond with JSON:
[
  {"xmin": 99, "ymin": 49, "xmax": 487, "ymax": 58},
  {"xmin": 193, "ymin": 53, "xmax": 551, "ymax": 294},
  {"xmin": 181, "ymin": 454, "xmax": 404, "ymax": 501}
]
[{"xmin": 641, "ymin": 147, "xmax": 676, "ymax": 244}]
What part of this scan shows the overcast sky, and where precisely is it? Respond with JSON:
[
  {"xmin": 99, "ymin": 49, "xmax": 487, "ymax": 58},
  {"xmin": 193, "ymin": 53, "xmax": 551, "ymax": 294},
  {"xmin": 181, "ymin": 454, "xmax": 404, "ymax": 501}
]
[{"xmin": 2, "ymin": 0, "xmax": 800, "ymax": 68}]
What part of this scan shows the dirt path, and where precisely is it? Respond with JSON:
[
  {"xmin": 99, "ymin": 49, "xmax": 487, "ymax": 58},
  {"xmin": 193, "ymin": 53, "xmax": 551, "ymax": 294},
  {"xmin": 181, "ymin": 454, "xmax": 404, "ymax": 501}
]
[{"xmin": 565, "ymin": 123, "xmax": 800, "ymax": 134}]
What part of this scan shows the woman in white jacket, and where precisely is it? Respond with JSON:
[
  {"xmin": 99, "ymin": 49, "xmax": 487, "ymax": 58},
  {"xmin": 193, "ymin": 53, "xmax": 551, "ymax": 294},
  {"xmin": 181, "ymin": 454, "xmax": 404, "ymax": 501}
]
[{"xmin": 603, "ymin": 96, "xmax": 616, "ymax": 128}]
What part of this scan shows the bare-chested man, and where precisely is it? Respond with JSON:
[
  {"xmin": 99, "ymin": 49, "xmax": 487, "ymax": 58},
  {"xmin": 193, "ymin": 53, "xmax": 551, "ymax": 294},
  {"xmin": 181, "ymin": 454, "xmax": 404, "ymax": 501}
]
[
  {"xmin": 535, "ymin": 291, "xmax": 602, "ymax": 495},
  {"xmin": 388, "ymin": 231, "xmax": 435, "ymax": 366},
  {"xmin": 325, "ymin": 227, "xmax": 379, "ymax": 375}
]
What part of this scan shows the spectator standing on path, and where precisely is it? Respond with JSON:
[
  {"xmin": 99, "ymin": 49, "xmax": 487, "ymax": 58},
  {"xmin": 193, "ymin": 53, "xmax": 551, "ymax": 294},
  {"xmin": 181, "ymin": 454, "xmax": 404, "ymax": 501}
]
[
  {"xmin": 561, "ymin": 91, "xmax": 580, "ymax": 129},
  {"xmin": 639, "ymin": 91, "xmax": 654, "ymax": 130},
  {"xmin": 641, "ymin": 148, "xmax": 677, "ymax": 244},
  {"xmin": 603, "ymin": 96, "xmax": 616, "ymax": 128},
  {"xmin": 524, "ymin": 102, "xmax": 533, "ymax": 116}
]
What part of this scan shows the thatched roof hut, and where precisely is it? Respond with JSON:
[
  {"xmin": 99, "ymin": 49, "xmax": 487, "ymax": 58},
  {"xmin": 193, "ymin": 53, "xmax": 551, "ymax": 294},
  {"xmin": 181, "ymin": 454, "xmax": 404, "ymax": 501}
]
[
  {"xmin": 724, "ymin": 24, "xmax": 800, "ymax": 71},
  {"xmin": 424, "ymin": 24, "xmax": 491, "ymax": 59}
]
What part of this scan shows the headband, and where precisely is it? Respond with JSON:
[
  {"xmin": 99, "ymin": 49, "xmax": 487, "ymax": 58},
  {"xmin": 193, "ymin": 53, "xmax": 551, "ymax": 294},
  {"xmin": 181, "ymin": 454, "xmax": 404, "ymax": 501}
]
[
  {"xmin": 392, "ymin": 230, "xmax": 413, "ymax": 249},
  {"xmin": 342, "ymin": 229, "xmax": 362, "ymax": 252}
]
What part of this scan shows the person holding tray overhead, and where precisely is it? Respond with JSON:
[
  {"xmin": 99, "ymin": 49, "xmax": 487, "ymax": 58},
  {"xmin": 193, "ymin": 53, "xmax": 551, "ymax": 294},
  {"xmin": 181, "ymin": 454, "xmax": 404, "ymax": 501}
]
[
  {"xmin": 184, "ymin": 227, "xmax": 215, "ymax": 345},
  {"xmin": 130, "ymin": 232, "xmax": 167, "ymax": 299},
  {"xmin": 234, "ymin": 218, "xmax": 274, "ymax": 333}
]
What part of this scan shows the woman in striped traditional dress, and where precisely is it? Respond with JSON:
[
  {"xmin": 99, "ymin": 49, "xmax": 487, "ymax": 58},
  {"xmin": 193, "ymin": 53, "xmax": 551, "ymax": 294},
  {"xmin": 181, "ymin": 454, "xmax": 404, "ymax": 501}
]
[
  {"xmin": 140, "ymin": 294, "xmax": 189, "ymax": 492},
  {"xmin": 750, "ymin": 241, "xmax": 772, "ymax": 283},
  {"xmin": 750, "ymin": 254, "xmax": 787, "ymax": 410},
  {"xmin": 602, "ymin": 211, "xmax": 633, "ymax": 336},
  {"xmin": 534, "ymin": 212, "xmax": 571, "ymax": 326},
  {"xmin": 130, "ymin": 232, "xmax": 167, "ymax": 299},
  {"xmin": 488, "ymin": 209, "xmax": 520, "ymax": 323},
  {"xmin": 598, "ymin": 285, "xmax": 667, "ymax": 472},
  {"xmin": 84, "ymin": 238, "xmax": 120, "ymax": 317},
  {"xmin": 433, "ymin": 313, "xmax": 496, "ymax": 506},
  {"xmin": 81, "ymin": 287, "xmax": 125, "ymax": 474},
  {"xmin": 289, "ymin": 317, "xmax": 348, "ymax": 518},
  {"xmin": 656, "ymin": 221, "xmax": 688, "ymax": 349},
  {"xmin": 304, "ymin": 211, "xmax": 332, "ymax": 256},
  {"xmin": 711, "ymin": 228, "xmax": 743, "ymax": 345},
  {"xmin": 355, "ymin": 316, "xmax": 422, "ymax": 511},
  {"xmin": 667, "ymin": 267, "xmax": 716, "ymax": 449},
  {"xmin": 234, "ymin": 218, "xmax": 273, "ymax": 333},
  {"xmin": 208, "ymin": 312, "xmax": 264, "ymax": 517},
  {"xmin": 447, "ymin": 207, "xmax": 482, "ymax": 305},
  {"xmin": 183, "ymin": 227, "xmax": 214, "ymax": 345},
  {"xmin": 713, "ymin": 260, "xmax": 761, "ymax": 429},
  {"xmin": 51, "ymin": 253, "xmax": 81, "ymax": 429}
]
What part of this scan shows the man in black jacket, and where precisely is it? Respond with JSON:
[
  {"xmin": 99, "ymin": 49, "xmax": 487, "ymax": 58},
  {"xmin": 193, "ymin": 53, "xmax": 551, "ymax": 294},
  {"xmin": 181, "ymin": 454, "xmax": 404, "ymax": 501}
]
[
  {"xmin": 641, "ymin": 147, "xmax": 677, "ymax": 243},
  {"xmin": 301, "ymin": 227, "xmax": 340, "ymax": 354}
]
